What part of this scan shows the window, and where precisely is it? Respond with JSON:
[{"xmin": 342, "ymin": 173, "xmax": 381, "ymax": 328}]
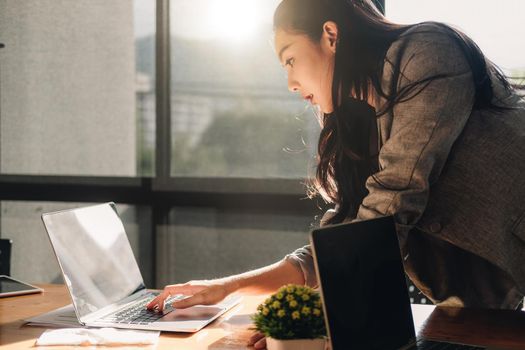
[
  {"xmin": 135, "ymin": 0, "xmax": 157, "ymax": 176},
  {"xmin": 1, "ymin": 1, "xmax": 523, "ymax": 299},
  {"xmin": 0, "ymin": 1, "xmax": 157, "ymax": 285},
  {"xmin": 169, "ymin": 0, "xmax": 320, "ymax": 178},
  {"xmin": 0, "ymin": 1, "xmax": 156, "ymax": 177},
  {"xmin": 159, "ymin": 207, "xmax": 312, "ymax": 285}
]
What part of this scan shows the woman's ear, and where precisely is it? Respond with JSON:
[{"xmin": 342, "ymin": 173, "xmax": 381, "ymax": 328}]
[{"xmin": 322, "ymin": 21, "xmax": 339, "ymax": 53}]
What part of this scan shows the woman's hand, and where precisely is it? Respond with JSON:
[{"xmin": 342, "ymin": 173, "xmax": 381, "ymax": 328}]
[
  {"xmin": 248, "ymin": 331, "xmax": 267, "ymax": 349},
  {"xmin": 146, "ymin": 279, "xmax": 236, "ymax": 311}
]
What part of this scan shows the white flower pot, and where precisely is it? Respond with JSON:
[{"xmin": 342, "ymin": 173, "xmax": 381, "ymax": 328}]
[{"xmin": 266, "ymin": 337, "xmax": 326, "ymax": 350}]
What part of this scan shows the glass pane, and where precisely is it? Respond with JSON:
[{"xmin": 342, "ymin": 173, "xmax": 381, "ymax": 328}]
[
  {"xmin": 157, "ymin": 207, "xmax": 313, "ymax": 286},
  {"xmin": 134, "ymin": 0, "xmax": 156, "ymax": 176},
  {"xmin": 0, "ymin": 1, "xmax": 155, "ymax": 176},
  {"xmin": 0, "ymin": 201, "xmax": 153, "ymax": 286},
  {"xmin": 169, "ymin": 0, "xmax": 320, "ymax": 178},
  {"xmin": 385, "ymin": 1, "xmax": 525, "ymax": 77}
]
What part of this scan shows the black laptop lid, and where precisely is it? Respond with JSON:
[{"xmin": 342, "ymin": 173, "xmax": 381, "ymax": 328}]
[{"xmin": 310, "ymin": 216, "xmax": 416, "ymax": 350}]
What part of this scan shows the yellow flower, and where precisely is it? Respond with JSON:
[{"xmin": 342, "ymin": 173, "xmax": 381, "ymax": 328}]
[
  {"xmin": 289, "ymin": 300, "xmax": 298, "ymax": 308},
  {"xmin": 301, "ymin": 306, "xmax": 311, "ymax": 315},
  {"xmin": 277, "ymin": 309, "xmax": 286, "ymax": 318},
  {"xmin": 286, "ymin": 285, "xmax": 295, "ymax": 293},
  {"xmin": 275, "ymin": 292, "xmax": 284, "ymax": 300},
  {"xmin": 314, "ymin": 300, "xmax": 321, "ymax": 308},
  {"xmin": 313, "ymin": 308, "xmax": 321, "ymax": 316},
  {"xmin": 292, "ymin": 311, "xmax": 301, "ymax": 320},
  {"xmin": 301, "ymin": 294, "xmax": 310, "ymax": 301},
  {"xmin": 262, "ymin": 307, "xmax": 270, "ymax": 316},
  {"xmin": 272, "ymin": 300, "xmax": 281, "ymax": 309},
  {"xmin": 265, "ymin": 298, "xmax": 272, "ymax": 305},
  {"xmin": 295, "ymin": 289, "xmax": 303, "ymax": 296},
  {"xmin": 286, "ymin": 294, "xmax": 295, "ymax": 302}
]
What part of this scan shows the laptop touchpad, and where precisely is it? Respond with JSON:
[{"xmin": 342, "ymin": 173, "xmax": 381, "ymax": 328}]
[{"xmin": 158, "ymin": 306, "xmax": 224, "ymax": 322}]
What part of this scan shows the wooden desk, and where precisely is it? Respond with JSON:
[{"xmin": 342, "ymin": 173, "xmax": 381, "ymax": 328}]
[{"xmin": 1, "ymin": 284, "xmax": 525, "ymax": 349}]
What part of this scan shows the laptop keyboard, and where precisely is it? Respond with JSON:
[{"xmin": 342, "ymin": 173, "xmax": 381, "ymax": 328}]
[
  {"xmin": 101, "ymin": 292, "xmax": 184, "ymax": 325},
  {"xmin": 411, "ymin": 339, "xmax": 485, "ymax": 349}
]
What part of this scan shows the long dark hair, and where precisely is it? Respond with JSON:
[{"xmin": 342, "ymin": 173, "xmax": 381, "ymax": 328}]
[{"xmin": 274, "ymin": 0, "xmax": 513, "ymax": 224}]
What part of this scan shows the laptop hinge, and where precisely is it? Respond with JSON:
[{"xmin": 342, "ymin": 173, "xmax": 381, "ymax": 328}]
[{"xmin": 129, "ymin": 283, "xmax": 146, "ymax": 297}]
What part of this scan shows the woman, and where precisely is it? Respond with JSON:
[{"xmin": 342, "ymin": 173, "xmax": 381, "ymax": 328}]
[{"xmin": 148, "ymin": 0, "xmax": 525, "ymax": 347}]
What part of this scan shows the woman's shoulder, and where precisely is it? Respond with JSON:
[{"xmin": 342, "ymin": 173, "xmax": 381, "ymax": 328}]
[
  {"xmin": 399, "ymin": 21, "xmax": 456, "ymax": 40},
  {"xmin": 383, "ymin": 21, "xmax": 471, "ymax": 81},
  {"xmin": 393, "ymin": 21, "xmax": 460, "ymax": 50},
  {"xmin": 387, "ymin": 21, "xmax": 463, "ymax": 58}
]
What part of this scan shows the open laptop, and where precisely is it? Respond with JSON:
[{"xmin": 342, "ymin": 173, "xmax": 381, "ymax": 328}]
[
  {"xmin": 41, "ymin": 202, "xmax": 240, "ymax": 332},
  {"xmin": 310, "ymin": 216, "xmax": 495, "ymax": 350}
]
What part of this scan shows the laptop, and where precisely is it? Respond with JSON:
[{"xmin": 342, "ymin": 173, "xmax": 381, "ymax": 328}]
[
  {"xmin": 41, "ymin": 202, "xmax": 240, "ymax": 332},
  {"xmin": 310, "ymin": 216, "xmax": 494, "ymax": 350}
]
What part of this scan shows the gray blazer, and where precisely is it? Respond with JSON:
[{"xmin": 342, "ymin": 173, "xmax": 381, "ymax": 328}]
[{"xmin": 285, "ymin": 23, "xmax": 525, "ymax": 309}]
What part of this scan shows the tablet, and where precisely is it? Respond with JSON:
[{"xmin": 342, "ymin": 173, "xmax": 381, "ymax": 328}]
[{"xmin": 0, "ymin": 275, "xmax": 43, "ymax": 297}]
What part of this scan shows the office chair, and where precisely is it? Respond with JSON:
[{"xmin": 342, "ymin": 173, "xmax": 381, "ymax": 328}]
[{"xmin": 0, "ymin": 239, "xmax": 13, "ymax": 276}]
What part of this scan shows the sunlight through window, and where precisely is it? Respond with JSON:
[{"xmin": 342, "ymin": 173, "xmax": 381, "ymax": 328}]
[{"xmin": 207, "ymin": 0, "xmax": 260, "ymax": 42}]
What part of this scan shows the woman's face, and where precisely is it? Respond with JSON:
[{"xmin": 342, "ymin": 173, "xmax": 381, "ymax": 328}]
[{"xmin": 274, "ymin": 23, "xmax": 337, "ymax": 114}]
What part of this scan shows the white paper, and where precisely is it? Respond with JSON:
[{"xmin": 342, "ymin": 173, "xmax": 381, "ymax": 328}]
[{"xmin": 35, "ymin": 327, "xmax": 160, "ymax": 346}]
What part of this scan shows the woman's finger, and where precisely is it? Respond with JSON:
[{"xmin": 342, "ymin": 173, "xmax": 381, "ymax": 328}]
[
  {"xmin": 146, "ymin": 281, "xmax": 223, "ymax": 311},
  {"xmin": 248, "ymin": 331, "xmax": 265, "ymax": 345},
  {"xmin": 253, "ymin": 336, "xmax": 267, "ymax": 350},
  {"xmin": 146, "ymin": 283, "xmax": 199, "ymax": 310},
  {"xmin": 146, "ymin": 289, "xmax": 170, "ymax": 310}
]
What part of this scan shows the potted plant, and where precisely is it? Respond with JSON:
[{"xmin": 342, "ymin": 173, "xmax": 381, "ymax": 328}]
[{"xmin": 252, "ymin": 284, "xmax": 327, "ymax": 350}]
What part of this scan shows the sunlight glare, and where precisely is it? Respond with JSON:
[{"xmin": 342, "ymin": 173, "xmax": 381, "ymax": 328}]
[{"xmin": 207, "ymin": 0, "xmax": 260, "ymax": 42}]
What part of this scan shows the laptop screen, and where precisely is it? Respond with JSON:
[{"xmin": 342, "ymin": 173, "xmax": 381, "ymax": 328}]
[
  {"xmin": 311, "ymin": 216, "xmax": 416, "ymax": 350},
  {"xmin": 42, "ymin": 203, "xmax": 144, "ymax": 320}
]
